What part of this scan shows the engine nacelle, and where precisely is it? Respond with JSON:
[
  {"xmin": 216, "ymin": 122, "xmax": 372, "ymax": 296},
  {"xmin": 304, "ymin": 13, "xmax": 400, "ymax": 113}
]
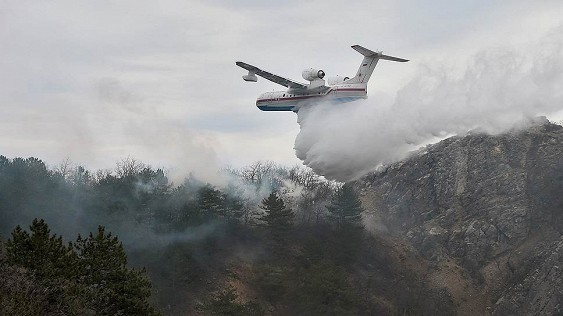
[
  {"xmin": 302, "ymin": 68, "xmax": 325, "ymax": 81},
  {"xmin": 327, "ymin": 75, "xmax": 350, "ymax": 85}
]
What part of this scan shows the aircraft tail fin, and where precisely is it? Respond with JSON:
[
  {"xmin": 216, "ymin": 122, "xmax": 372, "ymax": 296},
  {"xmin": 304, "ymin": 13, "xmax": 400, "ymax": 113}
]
[{"xmin": 346, "ymin": 45, "xmax": 408, "ymax": 84}]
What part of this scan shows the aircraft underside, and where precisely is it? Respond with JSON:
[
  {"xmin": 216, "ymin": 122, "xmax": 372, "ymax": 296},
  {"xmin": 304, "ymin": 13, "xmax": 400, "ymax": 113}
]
[
  {"xmin": 256, "ymin": 97, "xmax": 365, "ymax": 112},
  {"xmin": 256, "ymin": 87, "xmax": 367, "ymax": 112}
]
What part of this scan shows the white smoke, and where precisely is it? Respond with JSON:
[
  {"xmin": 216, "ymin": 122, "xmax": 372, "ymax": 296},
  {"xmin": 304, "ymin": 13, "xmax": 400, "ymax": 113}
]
[{"xmin": 295, "ymin": 27, "xmax": 563, "ymax": 181}]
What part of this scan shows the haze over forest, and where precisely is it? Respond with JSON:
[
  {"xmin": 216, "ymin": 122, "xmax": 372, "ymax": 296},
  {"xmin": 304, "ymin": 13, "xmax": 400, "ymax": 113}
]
[{"xmin": 2, "ymin": 119, "xmax": 563, "ymax": 315}]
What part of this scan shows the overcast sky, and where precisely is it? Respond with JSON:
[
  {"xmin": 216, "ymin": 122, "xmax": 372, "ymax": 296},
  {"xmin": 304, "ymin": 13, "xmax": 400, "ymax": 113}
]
[{"xmin": 1, "ymin": 0, "xmax": 562, "ymax": 181}]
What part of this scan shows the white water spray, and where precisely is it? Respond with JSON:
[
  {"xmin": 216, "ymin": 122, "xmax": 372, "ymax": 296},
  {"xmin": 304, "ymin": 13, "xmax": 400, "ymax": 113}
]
[{"xmin": 295, "ymin": 27, "xmax": 563, "ymax": 181}]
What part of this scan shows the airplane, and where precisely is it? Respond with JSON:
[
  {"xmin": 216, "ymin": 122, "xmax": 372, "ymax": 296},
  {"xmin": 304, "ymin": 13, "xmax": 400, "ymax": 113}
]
[{"xmin": 236, "ymin": 45, "xmax": 408, "ymax": 112}]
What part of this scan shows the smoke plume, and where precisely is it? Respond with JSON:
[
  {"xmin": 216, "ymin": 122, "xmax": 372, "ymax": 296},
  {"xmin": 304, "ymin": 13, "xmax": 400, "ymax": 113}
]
[{"xmin": 295, "ymin": 27, "xmax": 563, "ymax": 181}]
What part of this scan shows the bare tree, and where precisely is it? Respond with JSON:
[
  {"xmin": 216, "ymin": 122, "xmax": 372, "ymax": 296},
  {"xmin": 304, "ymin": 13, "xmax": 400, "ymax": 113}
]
[
  {"xmin": 115, "ymin": 157, "xmax": 145, "ymax": 178},
  {"xmin": 53, "ymin": 157, "xmax": 73, "ymax": 180}
]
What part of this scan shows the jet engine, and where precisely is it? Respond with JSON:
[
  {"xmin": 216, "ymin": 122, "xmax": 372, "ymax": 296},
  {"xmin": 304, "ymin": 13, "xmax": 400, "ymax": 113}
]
[
  {"xmin": 327, "ymin": 75, "xmax": 350, "ymax": 85},
  {"xmin": 302, "ymin": 68, "xmax": 325, "ymax": 81}
]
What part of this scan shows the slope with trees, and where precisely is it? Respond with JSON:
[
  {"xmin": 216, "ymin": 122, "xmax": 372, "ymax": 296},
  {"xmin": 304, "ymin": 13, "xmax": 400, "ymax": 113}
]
[{"xmin": 0, "ymin": 155, "xmax": 456, "ymax": 315}]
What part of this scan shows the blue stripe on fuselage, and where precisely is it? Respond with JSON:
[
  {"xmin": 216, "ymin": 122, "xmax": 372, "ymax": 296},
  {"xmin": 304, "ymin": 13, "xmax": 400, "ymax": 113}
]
[{"xmin": 257, "ymin": 105, "xmax": 295, "ymax": 111}]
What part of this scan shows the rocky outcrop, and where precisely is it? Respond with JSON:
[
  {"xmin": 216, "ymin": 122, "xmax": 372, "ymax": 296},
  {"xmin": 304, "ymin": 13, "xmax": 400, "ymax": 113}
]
[{"xmin": 358, "ymin": 118, "xmax": 563, "ymax": 315}]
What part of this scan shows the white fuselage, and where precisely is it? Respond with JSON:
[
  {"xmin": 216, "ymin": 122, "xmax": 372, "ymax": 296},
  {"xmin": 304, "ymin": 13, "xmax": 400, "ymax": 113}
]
[{"xmin": 256, "ymin": 83, "xmax": 367, "ymax": 112}]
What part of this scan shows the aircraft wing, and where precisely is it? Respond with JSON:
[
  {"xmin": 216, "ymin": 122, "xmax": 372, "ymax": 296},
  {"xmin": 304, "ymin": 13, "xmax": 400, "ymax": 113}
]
[{"xmin": 236, "ymin": 61, "xmax": 308, "ymax": 89}]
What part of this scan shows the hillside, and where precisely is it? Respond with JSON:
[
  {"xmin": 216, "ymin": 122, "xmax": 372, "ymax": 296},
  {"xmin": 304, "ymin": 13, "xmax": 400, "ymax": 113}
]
[
  {"xmin": 357, "ymin": 117, "xmax": 563, "ymax": 315},
  {"xmin": 1, "ymin": 119, "xmax": 562, "ymax": 315},
  {"xmin": 166, "ymin": 118, "xmax": 562, "ymax": 315}
]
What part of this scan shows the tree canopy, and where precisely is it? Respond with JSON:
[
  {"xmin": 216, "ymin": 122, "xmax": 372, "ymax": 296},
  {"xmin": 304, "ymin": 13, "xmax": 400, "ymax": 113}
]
[
  {"xmin": 260, "ymin": 192, "xmax": 294, "ymax": 250},
  {"xmin": 3, "ymin": 219, "xmax": 159, "ymax": 315},
  {"xmin": 326, "ymin": 183, "xmax": 364, "ymax": 229}
]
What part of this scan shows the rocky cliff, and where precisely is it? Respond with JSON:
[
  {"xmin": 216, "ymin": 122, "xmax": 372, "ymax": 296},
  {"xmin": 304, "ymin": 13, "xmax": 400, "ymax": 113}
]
[{"xmin": 357, "ymin": 118, "xmax": 563, "ymax": 315}]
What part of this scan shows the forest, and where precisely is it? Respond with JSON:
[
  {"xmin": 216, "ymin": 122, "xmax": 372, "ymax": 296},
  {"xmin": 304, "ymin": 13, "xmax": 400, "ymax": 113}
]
[{"xmin": 0, "ymin": 156, "xmax": 452, "ymax": 315}]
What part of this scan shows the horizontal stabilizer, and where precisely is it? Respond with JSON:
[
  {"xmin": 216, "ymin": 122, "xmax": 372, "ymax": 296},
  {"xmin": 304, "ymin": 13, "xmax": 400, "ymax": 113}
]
[
  {"xmin": 351, "ymin": 45, "xmax": 409, "ymax": 62},
  {"xmin": 351, "ymin": 45, "xmax": 378, "ymax": 57},
  {"xmin": 379, "ymin": 54, "xmax": 409, "ymax": 62}
]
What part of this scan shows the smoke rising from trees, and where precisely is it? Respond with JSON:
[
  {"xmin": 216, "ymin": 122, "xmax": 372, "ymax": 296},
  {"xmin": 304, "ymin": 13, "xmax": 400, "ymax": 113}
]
[
  {"xmin": 0, "ymin": 156, "xmax": 362, "ymax": 313},
  {"xmin": 295, "ymin": 27, "xmax": 563, "ymax": 181}
]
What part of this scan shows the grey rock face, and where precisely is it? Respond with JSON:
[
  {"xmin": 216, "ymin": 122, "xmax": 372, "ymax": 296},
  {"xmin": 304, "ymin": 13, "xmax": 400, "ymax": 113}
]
[
  {"xmin": 358, "ymin": 119, "xmax": 563, "ymax": 315},
  {"xmin": 493, "ymin": 236, "xmax": 562, "ymax": 316}
]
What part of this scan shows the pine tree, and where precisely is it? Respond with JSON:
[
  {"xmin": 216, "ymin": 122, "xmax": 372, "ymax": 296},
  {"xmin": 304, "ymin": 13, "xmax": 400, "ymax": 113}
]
[
  {"xmin": 223, "ymin": 184, "xmax": 246, "ymax": 224},
  {"xmin": 325, "ymin": 184, "xmax": 365, "ymax": 265},
  {"xmin": 5, "ymin": 219, "xmax": 76, "ymax": 280},
  {"xmin": 199, "ymin": 184, "xmax": 225, "ymax": 220},
  {"xmin": 260, "ymin": 192, "xmax": 294, "ymax": 248},
  {"xmin": 326, "ymin": 183, "xmax": 364, "ymax": 229},
  {"xmin": 4, "ymin": 219, "xmax": 81, "ymax": 314},
  {"xmin": 73, "ymin": 226, "xmax": 158, "ymax": 315}
]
